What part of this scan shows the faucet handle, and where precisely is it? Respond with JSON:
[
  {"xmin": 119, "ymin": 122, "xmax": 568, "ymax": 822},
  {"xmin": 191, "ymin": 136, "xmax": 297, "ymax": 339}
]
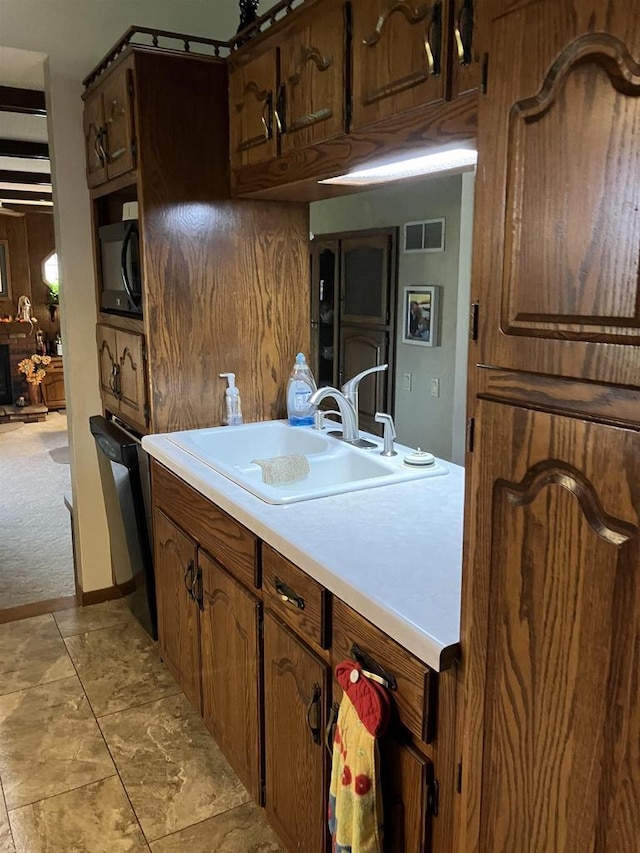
[{"xmin": 375, "ymin": 412, "xmax": 397, "ymax": 457}]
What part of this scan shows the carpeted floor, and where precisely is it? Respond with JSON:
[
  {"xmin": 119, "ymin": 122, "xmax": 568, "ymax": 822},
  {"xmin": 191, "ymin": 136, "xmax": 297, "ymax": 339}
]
[{"xmin": 0, "ymin": 412, "xmax": 75, "ymax": 609}]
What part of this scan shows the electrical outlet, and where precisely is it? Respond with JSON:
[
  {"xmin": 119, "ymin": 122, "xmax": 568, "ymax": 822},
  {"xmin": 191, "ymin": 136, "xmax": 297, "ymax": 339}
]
[
  {"xmin": 430, "ymin": 377, "xmax": 440, "ymax": 397},
  {"xmin": 402, "ymin": 372, "xmax": 412, "ymax": 391}
]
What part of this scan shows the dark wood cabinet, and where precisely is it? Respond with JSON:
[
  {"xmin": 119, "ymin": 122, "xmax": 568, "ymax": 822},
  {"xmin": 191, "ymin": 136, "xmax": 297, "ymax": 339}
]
[
  {"xmin": 264, "ymin": 611, "xmax": 330, "ymax": 853},
  {"xmin": 200, "ymin": 551, "xmax": 262, "ymax": 803},
  {"xmin": 312, "ymin": 229, "xmax": 396, "ymax": 434},
  {"xmin": 380, "ymin": 738, "xmax": 433, "ymax": 853},
  {"xmin": 154, "ymin": 509, "xmax": 202, "ymax": 713},
  {"xmin": 229, "ymin": 48, "xmax": 278, "ymax": 169},
  {"xmin": 82, "ymin": 59, "xmax": 136, "ymax": 188},
  {"xmin": 279, "ymin": 0, "xmax": 347, "ymax": 153},
  {"xmin": 458, "ymin": 1, "xmax": 640, "ymax": 850},
  {"xmin": 351, "ymin": 0, "xmax": 447, "ymax": 131},
  {"xmin": 450, "ymin": 0, "xmax": 483, "ymax": 98},
  {"xmin": 40, "ymin": 357, "xmax": 65, "ymax": 409}
]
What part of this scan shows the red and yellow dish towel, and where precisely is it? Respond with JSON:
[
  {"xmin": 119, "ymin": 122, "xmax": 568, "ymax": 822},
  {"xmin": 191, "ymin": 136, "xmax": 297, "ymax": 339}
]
[{"xmin": 328, "ymin": 660, "xmax": 391, "ymax": 853}]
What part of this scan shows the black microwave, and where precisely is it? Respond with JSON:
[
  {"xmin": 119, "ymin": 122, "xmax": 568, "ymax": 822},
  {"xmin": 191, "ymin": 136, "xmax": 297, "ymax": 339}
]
[{"xmin": 98, "ymin": 220, "xmax": 142, "ymax": 316}]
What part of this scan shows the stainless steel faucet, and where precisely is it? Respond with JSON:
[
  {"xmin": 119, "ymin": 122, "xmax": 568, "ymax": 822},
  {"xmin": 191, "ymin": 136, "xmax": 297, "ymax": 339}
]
[
  {"xmin": 341, "ymin": 364, "xmax": 388, "ymax": 415},
  {"xmin": 307, "ymin": 387, "xmax": 359, "ymax": 442}
]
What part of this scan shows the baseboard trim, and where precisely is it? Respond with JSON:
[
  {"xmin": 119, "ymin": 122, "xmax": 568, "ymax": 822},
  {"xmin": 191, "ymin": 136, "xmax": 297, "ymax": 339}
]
[
  {"xmin": 0, "ymin": 595, "xmax": 78, "ymax": 624},
  {"xmin": 79, "ymin": 585, "xmax": 123, "ymax": 607}
]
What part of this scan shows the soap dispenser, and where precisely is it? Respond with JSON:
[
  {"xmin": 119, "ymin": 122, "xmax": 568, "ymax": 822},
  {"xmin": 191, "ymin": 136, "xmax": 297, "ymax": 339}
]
[{"xmin": 220, "ymin": 373, "xmax": 243, "ymax": 426}]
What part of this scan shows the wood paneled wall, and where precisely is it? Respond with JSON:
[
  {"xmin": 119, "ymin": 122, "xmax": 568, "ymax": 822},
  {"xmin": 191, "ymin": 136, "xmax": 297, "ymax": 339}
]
[
  {"xmin": 25, "ymin": 211, "xmax": 57, "ymax": 340},
  {"xmin": 0, "ymin": 215, "xmax": 30, "ymax": 316}
]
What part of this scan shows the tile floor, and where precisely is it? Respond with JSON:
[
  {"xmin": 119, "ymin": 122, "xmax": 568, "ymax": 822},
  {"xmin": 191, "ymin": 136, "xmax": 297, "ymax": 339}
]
[{"xmin": 0, "ymin": 599, "xmax": 285, "ymax": 852}]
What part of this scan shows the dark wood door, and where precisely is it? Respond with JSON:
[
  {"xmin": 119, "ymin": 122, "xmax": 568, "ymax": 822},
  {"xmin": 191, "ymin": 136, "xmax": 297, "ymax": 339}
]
[
  {"xmin": 473, "ymin": 1, "xmax": 640, "ymax": 387},
  {"xmin": 229, "ymin": 49, "xmax": 278, "ymax": 170},
  {"xmin": 83, "ymin": 89, "xmax": 107, "ymax": 188},
  {"xmin": 96, "ymin": 324, "xmax": 119, "ymax": 412},
  {"xmin": 153, "ymin": 509, "xmax": 201, "ymax": 713},
  {"xmin": 339, "ymin": 326, "xmax": 390, "ymax": 434},
  {"xmin": 280, "ymin": 0, "xmax": 347, "ymax": 153},
  {"xmin": 102, "ymin": 61, "xmax": 136, "ymax": 181},
  {"xmin": 340, "ymin": 234, "xmax": 392, "ymax": 327},
  {"xmin": 450, "ymin": 0, "xmax": 483, "ymax": 98},
  {"xmin": 351, "ymin": 0, "xmax": 447, "ymax": 131},
  {"xmin": 115, "ymin": 328, "xmax": 148, "ymax": 433},
  {"xmin": 200, "ymin": 552, "xmax": 262, "ymax": 803},
  {"xmin": 264, "ymin": 611, "xmax": 329, "ymax": 853},
  {"xmin": 380, "ymin": 737, "xmax": 432, "ymax": 853},
  {"xmin": 461, "ymin": 402, "xmax": 640, "ymax": 852}
]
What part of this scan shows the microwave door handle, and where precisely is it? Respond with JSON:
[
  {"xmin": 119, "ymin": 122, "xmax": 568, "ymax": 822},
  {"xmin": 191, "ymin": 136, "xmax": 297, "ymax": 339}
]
[{"xmin": 120, "ymin": 222, "xmax": 139, "ymax": 308}]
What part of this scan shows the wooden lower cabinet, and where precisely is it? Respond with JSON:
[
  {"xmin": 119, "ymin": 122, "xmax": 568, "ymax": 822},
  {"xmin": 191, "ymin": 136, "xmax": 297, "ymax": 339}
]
[
  {"xmin": 200, "ymin": 551, "xmax": 262, "ymax": 804},
  {"xmin": 264, "ymin": 611, "xmax": 330, "ymax": 853},
  {"xmin": 40, "ymin": 357, "xmax": 65, "ymax": 409},
  {"xmin": 380, "ymin": 737, "xmax": 433, "ymax": 853},
  {"xmin": 154, "ymin": 509, "xmax": 201, "ymax": 713}
]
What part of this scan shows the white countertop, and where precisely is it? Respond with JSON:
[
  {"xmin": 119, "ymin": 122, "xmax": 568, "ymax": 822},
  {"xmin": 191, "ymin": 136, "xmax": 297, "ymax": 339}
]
[{"xmin": 143, "ymin": 430, "xmax": 464, "ymax": 672}]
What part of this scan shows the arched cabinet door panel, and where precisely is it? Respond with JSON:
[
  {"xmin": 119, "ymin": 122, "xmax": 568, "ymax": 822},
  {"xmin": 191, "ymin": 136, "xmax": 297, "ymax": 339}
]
[
  {"xmin": 459, "ymin": 400, "xmax": 640, "ymax": 852},
  {"xmin": 473, "ymin": 2, "xmax": 640, "ymax": 386}
]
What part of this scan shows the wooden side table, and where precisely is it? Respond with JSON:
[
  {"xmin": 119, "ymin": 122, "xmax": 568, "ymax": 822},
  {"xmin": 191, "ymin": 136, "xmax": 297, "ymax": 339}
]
[{"xmin": 41, "ymin": 357, "xmax": 66, "ymax": 409}]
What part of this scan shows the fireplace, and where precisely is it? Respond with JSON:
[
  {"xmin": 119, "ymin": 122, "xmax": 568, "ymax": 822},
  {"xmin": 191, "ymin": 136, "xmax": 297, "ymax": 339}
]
[{"xmin": 0, "ymin": 344, "xmax": 11, "ymax": 405}]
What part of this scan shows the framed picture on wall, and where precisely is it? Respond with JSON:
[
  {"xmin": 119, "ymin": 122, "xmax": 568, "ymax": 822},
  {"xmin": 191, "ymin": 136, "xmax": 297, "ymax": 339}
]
[{"xmin": 402, "ymin": 286, "xmax": 440, "ymax": 347}]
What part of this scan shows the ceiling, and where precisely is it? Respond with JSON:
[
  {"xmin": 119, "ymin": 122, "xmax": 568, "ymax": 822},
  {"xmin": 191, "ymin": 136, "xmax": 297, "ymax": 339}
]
[{"xmin": 0, "ymin": 47, "xmax": 52, "ymax": 215}]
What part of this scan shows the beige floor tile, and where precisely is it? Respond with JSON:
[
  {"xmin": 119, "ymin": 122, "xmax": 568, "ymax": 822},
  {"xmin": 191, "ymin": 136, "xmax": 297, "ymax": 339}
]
[
  {"xmin": 150, "ymin": 802, "xmax": 284, "ymax": 852},
  {"xmin": 0, "ymin": 676, "xmax": 115, "ymax": 810},
  {"xmin": 0, "ymin": 615, "xmax": 74, "ymax": 696},
  {"xmin": 53, "ymin": 598, "xmax": 137, "ymax": 638},
  {"xmin": 64, "ymin": 621, "xmax": 179, "ymax": 717},
  {"xmin": 99, "ymin": 693, "xmax": 250, "ymax": 842},
  {"xmin": 9, "ymin": 776, "xmax": 149, "ymax": 853},
  {"xmin": 0, "ymin": 781, "xmax": 14, "ymax": 853}
]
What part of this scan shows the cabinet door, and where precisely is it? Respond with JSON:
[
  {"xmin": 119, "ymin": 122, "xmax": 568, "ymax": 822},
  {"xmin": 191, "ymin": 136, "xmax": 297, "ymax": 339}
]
[
  {"xmin": 461, "ymin": 401, "xmax": 640, "ymax": 852},
  {"xmin": 340, "ymin": 234, "xmax": 393, "ymax": 326},
  {"xmin": 380, "ymin": 739, "xmax": 432, "ymax": 853},
  {"xmin": 153, "ymin": 509, "xmax": 201, "ymax": 713},
  {"xmin": 450, "ymin": 0, "xmax": 482, "ymax": 98},
  {"xmin": 339, "ymin": 327, "xmax": 390, "ymax": 435},
  {"xmin": 115, "ymin": 329, "xmax": 148, "ymax": 432},
  {"xmin": 229, "ymin": 49, "xmax": 278, "ymax": 169},
  {"xmin": 351, "ymin": 0, "xmax": 447, "ymax": 131},
  {"xmin": 102, "ymin": 64, "xmax": 136, "ymax": 181},
  {"xmin": 83, "ymin": 89, "xmax": 107, "ymax": 188},
  {"xmin": 200, "ymin": 552, "xmax": 262, "ymax": 803},
  {"xmin": 280, "ymin": 0, "xmax": 346, "ymax": 154},
  {"xmin": 40, "ymin": 362, "xmax": 65, "ymax": 409},
  {"xmin": 473, "ymin": 4, "xmax": 640, "ymax": 386},
  {"xmin": 264, "ymin": 612, "xmax": 329, "ymax": 853},
  {"xmin": 96, "ymin": 324, "xmax": 119, "ymax": 411}
]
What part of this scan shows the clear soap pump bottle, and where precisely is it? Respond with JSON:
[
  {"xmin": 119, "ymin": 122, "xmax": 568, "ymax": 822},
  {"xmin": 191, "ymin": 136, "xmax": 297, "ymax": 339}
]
[{"xmin": 220, "ymin": 373, "xmax": 243, "ymax": 426}]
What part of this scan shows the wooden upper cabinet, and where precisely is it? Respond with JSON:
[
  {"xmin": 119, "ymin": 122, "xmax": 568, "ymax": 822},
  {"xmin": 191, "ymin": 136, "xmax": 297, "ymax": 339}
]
[
  {"xmin": 279, "ymin": 0, "xmax": 347, "ymax": 153},
  {"xmin": 83, "ymin": 59, "xmax": 136, "ymax": 188},
  {"xmin": 83, "ymin": 88, "xmax": 108, "ymax": 188},
  {"xmin": 229, "ymin": 48, "xmax": 278, "ymax": 169},
  {"xmin": 474, "ymin": 3, "xmax": 640, "ymax": 386},
  {"xmin": 101, "ymin": 63, "xmax": 136, "ymax": 180},
  {"xmin": 351, "ymin": 0, "xmax": 448, "ymax": 131},
  {"xmin": 462, "ymin": 401, "xmax": 640, "ymax": 852},
  {"xmin": 450, "ymin": 0, "xmax": 483, "ymax": 97}
]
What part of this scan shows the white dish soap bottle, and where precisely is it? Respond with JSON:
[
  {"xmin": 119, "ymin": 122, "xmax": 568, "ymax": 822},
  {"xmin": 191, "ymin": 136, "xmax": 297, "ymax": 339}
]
[
  {"xmin": 220, "ymin": 373, "xmax": 243, "ymax": 426},
  {"xmin": 287, "ymin": 353, "xmax": 317, "ymax": 427}
]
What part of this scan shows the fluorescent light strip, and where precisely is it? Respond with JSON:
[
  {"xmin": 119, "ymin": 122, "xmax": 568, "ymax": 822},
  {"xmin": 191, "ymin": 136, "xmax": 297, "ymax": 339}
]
[
  {"xmin": 320, "ymin": 148, "xmax": 478, "ymax": 186},
  {"xmin": 0, "ymin": 198, "xmax": 53, "ymax": 206}
]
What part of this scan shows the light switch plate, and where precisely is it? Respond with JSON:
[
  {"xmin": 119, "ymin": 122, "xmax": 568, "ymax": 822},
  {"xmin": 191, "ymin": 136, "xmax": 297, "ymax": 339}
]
[
  {"xmin": 430, "ymin": 377, "xmax": 440, "ymax": 397},
  {"xmin": 402, "ymin": 372, "xmax": 412, "ymax": 391}
]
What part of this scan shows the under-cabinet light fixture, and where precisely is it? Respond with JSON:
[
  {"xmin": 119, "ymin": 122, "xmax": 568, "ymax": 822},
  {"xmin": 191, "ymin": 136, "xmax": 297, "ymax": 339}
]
[{"xmin": 319, "ymin": 147, "xmax": 478, "ymax": 186}]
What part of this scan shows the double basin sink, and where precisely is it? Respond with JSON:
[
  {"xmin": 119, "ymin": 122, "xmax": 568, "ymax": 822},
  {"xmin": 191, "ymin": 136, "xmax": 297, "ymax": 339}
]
[{"xmin": 165, "ymin": 420, "xmax": 448, "ymax": 504}]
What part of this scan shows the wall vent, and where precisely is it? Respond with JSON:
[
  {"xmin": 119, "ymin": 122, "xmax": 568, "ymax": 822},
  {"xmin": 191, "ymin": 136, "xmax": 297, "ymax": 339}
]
[{"xmin": 403, "ymin": 218, "xmax": 445, "ymax": 253}]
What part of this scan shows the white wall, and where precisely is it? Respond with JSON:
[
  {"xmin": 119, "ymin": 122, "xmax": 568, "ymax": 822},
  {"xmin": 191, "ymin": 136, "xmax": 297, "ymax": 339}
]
[
  {"xmin": 0, "ymin": 0, "xmax": 244, "ymax": 593},
  {"xmin": 310, "ymin": 173, "xmax": 474, "ymax": 462}
]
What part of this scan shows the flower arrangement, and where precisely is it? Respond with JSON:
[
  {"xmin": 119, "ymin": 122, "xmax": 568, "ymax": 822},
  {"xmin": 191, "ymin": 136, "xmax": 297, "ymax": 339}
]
[{"xmin": 17, "ymin": 354, "xmax": 52, "ymax": 386}]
